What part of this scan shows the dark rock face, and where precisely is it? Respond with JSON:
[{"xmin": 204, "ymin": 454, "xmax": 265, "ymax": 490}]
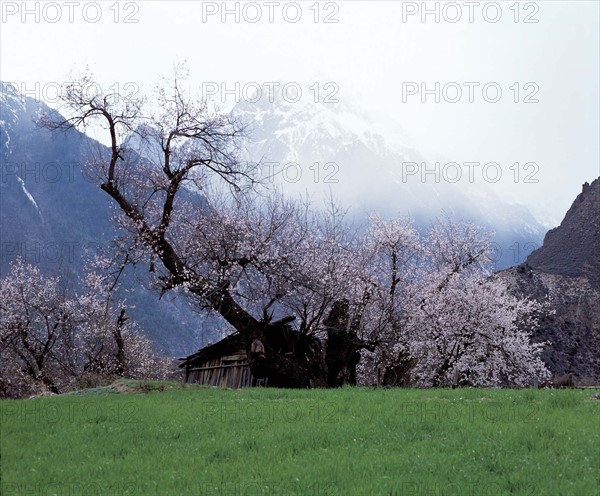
[
  {"xmin": 501, "ymin": 266, "xmax": 600, "ymax": 381},
  {"xmin": 527, "ymin": 178, "xmax": 600, "ymax": 287},
  {"xmin": 499, "ymin": 178, "xmax": 600, "ymax": 383}
]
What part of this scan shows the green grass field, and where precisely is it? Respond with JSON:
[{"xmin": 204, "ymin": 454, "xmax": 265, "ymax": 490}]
[{"xmin": 1, "ymin": 381, "xmax": 598, "ymax": 495}]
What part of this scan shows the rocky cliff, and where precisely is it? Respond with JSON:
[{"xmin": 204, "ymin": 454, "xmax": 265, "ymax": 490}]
[{"xmin": 499, "ymin": 178, "xmax": 600, "ymax": 383}]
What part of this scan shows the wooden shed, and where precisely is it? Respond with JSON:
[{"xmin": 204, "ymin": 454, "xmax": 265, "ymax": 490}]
[{"xmin": 179, "ymin": 333, "xmax": 268, "ymax": 388}]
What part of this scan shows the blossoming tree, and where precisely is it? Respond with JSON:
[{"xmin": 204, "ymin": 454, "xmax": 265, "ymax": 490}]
[
  {"xmin": 42, "ymin": 71, "xmax": 549, "ymax": 388},
  {"xmin": 0, "ymin": 259, "xmax": 168, "ymax": 398}
]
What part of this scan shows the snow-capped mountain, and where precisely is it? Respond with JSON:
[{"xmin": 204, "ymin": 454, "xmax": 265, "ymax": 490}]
[{"xmin": 232, "ymin": 87, "xmax": 547, "ymax": 267}]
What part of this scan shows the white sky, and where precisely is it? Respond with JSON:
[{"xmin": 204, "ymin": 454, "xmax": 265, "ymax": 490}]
[{"xmin": 1, "ymin": 0, "xmax": 598, "ymax": 226}]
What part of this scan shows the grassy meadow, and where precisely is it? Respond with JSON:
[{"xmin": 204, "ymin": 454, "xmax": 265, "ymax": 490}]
[{"xmin": 1, "ymin": 381, "xmax": 598, "ymax": 495}]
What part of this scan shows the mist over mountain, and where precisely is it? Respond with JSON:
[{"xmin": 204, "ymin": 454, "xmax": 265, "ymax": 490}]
[
  {"xmin": 233, "ymin": 89, "xmax": 546, "ymax": 268},
  {"xmin": 500, "ymin": 178, "xmax": 600, "ymax": 382}
]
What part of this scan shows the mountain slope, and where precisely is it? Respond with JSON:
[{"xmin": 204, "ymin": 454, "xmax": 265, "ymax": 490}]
[
  {"xmin": 499, "ymin": 178, "xmax": 600, "ymax": 382},
  {"xmin": 527, "ymin": 178, "xmax": 600, "ymax": 286},
  {"xmin": 0, "ymin": 82, "xmax": 208, "ymax": 355}
]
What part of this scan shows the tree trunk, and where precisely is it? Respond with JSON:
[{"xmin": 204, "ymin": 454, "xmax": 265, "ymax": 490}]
[
  {"xmin": 323, "ymin": 300, "xmax": 366, "ymax": 387},
  {"xmin": 245, "ymin": 319, "xmax": 327, "ymax": 388},
  {"xmin": 236, "ymin": 301, "xmax": 372, "ymax": 389},
  {"xmin": 381, "ymin": 351, "xmax": 415, "ymax": 387},
  {"xmin": 113, "ymin": 308, "xmax": 127, "ymax": 376}
]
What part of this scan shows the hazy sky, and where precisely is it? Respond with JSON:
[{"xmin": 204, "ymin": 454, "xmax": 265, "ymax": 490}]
[{"xmin": 1, "ymin": 0, "xmax": 598, "ymax": 226}]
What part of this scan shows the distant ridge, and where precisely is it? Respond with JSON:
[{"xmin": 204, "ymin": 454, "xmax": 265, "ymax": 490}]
[{"xmin": 527, "ymin": 177, "xmax": 600, "ymax": 286}]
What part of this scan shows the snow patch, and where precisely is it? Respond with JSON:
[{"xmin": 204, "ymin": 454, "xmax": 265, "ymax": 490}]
[{"xmin": 17, "ymin": 177, "xmax": 40, "ymax": 212}]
